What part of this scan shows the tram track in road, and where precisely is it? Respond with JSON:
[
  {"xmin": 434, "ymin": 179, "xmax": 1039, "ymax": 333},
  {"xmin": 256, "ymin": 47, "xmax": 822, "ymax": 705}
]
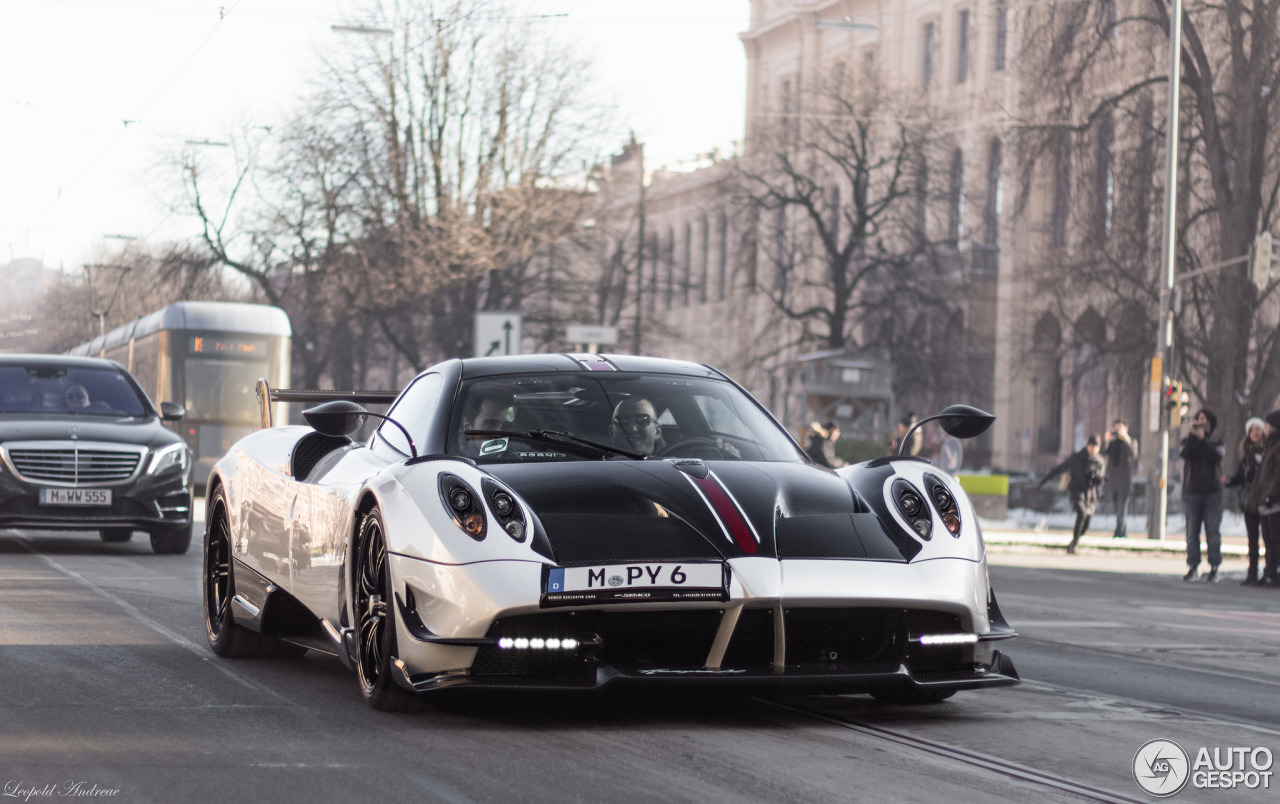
[{"xmin": 758, "ymin": 696, "xmax": 1150, "ymax": 803}]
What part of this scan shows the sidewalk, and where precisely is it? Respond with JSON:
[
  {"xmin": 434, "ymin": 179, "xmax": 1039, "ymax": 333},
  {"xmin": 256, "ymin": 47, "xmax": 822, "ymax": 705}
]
[{"xmin": 981, "ymin": 519, "xmax": 1252, "ymax": 577}]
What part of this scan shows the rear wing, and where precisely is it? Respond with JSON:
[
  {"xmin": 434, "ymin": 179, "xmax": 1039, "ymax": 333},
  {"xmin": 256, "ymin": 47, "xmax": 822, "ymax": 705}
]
[{"xmin": 255, "ymin": 379, "xmax": 398, "ymax": 429}]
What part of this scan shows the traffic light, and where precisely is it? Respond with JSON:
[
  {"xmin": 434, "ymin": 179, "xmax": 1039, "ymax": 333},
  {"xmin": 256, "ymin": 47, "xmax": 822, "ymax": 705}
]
[
  {"xmin": 1252, "ymin": 232, "xmax": 1272, "ymax": 290},
  {"xmin": 1164, "ymin": 380, "xmax": 1187, "ymax": 429}
]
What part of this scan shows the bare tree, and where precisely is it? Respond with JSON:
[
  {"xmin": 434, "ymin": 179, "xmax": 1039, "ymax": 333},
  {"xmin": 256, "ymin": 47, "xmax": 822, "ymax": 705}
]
[
  {"xmin": 36, "ymin": 243, "xmax": 238, "ymax": 354},
  {"xmin": 1013, "ymin": 0, "xmax": 1280, "ymax": 440}
]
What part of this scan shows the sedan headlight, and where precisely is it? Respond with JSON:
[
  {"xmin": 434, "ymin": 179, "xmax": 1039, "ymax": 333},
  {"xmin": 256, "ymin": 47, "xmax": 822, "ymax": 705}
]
[{"xmin": 147, "ymin": 443, "xmax": 189, "ymax": 475}]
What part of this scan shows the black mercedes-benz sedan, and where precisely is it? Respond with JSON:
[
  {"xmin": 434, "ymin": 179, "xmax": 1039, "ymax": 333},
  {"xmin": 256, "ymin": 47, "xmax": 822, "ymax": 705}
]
[{"xmin": 0, "ymin": 355, "xmax": 194, "ymax": 553}]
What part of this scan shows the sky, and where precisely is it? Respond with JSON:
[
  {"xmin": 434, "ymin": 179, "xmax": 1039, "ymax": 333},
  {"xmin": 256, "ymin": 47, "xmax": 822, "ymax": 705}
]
[{"xmin": 1, "ymin": 0, "xmax": 748, "ymax": 276}]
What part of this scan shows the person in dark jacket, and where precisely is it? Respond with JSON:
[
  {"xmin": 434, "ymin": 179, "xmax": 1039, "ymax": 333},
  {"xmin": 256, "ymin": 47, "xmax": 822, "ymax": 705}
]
[
  {"xmin": 1040, "ymin": 435, "xmax": 1106, "ymax": 554},
  {"xmin": 1103, "ymin": 419, "xmax": 1137, "ymax": 539},
  {"xmin": 1180, "ymin": 407, "xmax": 1226, "ymax": 582},
  {"xmin": 1253, "ymin": 411, "xmax": 1280, "ymax": 586},
  {"xmin": 1223, "ymin": 416, "xmax": 1267, "ymax": 584}
]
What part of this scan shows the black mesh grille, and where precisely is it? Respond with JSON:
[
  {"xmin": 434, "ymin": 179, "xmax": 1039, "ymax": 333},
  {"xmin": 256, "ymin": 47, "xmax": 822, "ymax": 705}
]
[
  {"xmin": 472, "ymin": 609, "xmax": 722, "ymax": 677},
  {"xmin": 904, "ymin": 610, "xmax": 967, "ymax": 674},
  {"xmin": 540, "ymin": 512, "xmax": 722, "ymax": 566},
  {"xmin": 784, "ymin": 608, "xmax": 905, "ymax": 668},
  {"xmin": 471, "ymin": 613, "xmax": 593, "ymax": 680},
  {"xmin": 290, "ymin": 434, "xmax": 350, "ymax": 480},
  {"xmin": 722, "ymin": 608, "xmax": 775, "ymax": 668}
]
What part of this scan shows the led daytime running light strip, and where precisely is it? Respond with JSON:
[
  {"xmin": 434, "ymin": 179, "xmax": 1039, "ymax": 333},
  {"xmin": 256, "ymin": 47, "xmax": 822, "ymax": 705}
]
[
  {"xmin": 496, "ymin": 637, "xmax": 580, "ymax": 650},
  {"xmin": 916, "ymin": 633, "xmax": 979, "ymax": 646}
]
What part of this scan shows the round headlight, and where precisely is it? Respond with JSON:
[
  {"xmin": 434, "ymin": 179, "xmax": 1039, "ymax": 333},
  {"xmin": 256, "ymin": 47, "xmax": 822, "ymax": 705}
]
[
  {"xmin": 504, "ymin": 520, "xmax": 525, "ymax": 540},
  {"xmin": 462, "ymin": 514, "xmax": 485, "ymax": 536},
  {"xmin": 933, "ymin": 489, "xmax": 953, "ymax": 510},
  {"xmin": 449, "ymin": 488, "xmax": 472, "ymax": 511},
  {"xmin": 900, "ymin": 491, "xmax": 922, "ymax": 517},
  {"xmin": 492, "ymin": 492, "xmax": 514, "ymax": 516}
]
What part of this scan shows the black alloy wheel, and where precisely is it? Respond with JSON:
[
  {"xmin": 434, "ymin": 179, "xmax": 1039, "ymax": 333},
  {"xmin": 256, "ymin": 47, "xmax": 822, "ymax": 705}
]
[
  {"xmin": 354, "ymin": 509, "xmax": 419, "ymax": 711},
  {"xmin": 204, "ymin": 487, "xmax": 303, "ymax": 659}
]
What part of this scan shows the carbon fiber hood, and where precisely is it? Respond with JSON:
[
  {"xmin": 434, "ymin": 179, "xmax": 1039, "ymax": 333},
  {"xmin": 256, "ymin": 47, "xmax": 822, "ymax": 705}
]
[{"xmin": 485, "ymin": 459, "xmax": 920, "ymax": 566}]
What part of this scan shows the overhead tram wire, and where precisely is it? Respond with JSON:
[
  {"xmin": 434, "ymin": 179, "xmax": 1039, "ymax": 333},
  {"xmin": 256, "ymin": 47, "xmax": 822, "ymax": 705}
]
[{"xmin": 31, "ymin": 0, "xmax": 246, "ymax": 230}]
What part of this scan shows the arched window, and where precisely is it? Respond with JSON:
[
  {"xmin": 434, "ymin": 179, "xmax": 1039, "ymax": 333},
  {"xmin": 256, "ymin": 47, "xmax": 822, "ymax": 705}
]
[
  {"xmin": 664, "ymin": 228, "xmax": 675, "ymax": 310},
  {"xmin": 1073, "ymin": 308, "xmax": 1108, "ymax": 449},
  {"xmin": 682, "ymin": 221, "xmax": 692, "ymax": 306}
]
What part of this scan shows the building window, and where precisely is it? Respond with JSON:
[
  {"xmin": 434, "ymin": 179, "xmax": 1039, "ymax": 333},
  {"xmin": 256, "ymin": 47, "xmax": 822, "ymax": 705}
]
[
  {"xmin": 993, "ymin": 0, "xmax": 1007, "ymax": 71},
  {"xmin": 647, "ymin": 234, "xmax": 658, "ymax": 316},
  {"xmin": 984, "ymin": 138, "xmax": 1002, "ymax": 247},
  {"xmin": 916, "ymin": 158, "xmax": 929, "ymax": 240},
  {"xmin": 948, "ymin": 148, "xmax": 965, "ymax": 243},
  {"xmin": 682, "ymin": 222, "xmax": 692, "ymax": 305},
  {"xmin": 699, "ymin": 216, "xmax": 710, "ymax": 303},
  {"xmin": 665, "ymin": 228, "xmax": 675, "ymax": 309},
  {"xmin": 922, "ymin": 22, "xmax": 935, "ymax": 90},
  {"xmin": 717, "ymin": 213, "xmax": 729, "ymax": 301},
  {"xmin": 1051, "ymin": 136, "xmax": 1071, "ymax": 248},
  {"xmin": 1095, "ymin": 114, "xmax": 1115, "ymax": 239},
  {"xmin": 956, "ymin": 9, "xmax": 970, "ymax": 84}
]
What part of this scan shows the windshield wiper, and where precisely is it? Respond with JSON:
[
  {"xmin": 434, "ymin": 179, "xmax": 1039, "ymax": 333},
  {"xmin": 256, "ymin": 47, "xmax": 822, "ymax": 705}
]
[{"xmin": 463, "ymin": 429, "xmax": 647, "ymax": 460}]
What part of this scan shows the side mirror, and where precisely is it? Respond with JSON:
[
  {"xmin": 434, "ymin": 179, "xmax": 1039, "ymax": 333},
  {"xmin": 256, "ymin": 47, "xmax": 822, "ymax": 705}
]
[
  {"xmin": 159, "ymin": 401, "xmax": 186, "ymax": 422},
  {"xmin": 303, "ymin": 400, "xmax": 368, "ymax": 437},
  {"xmin": 933, "ymin": 404, "xmax": 996, "ymax": 440},
  {"xmin": 899, "ymin": 404, "xmax": 996, "ymax": 455}
]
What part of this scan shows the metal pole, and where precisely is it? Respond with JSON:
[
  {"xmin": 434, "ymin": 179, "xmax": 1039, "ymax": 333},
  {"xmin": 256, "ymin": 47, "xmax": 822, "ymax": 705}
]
[
  {"xmin": 1154, "ymin": 0, "xmax": 1183, "ymax": 540},
  {"xmin": 632, "ymin": 143, "xmax": 646, "ymax": 354}
]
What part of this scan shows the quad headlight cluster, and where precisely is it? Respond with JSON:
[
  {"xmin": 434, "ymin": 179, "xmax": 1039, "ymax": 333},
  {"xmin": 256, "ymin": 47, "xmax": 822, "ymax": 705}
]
[
  {"xmin": 892, "ymin": 473, "xmax": 964, "ymax": 540},
  {"xmin": 892, "ymin": 478, "xmax": 932, "ymax": 540},
  {"xmin": 437, "ymin": 473, "xmax": 528, "ymax": 543},
  {"xmin": 923, "ymin": 472, "xmax": 963, "ymax": 537}
]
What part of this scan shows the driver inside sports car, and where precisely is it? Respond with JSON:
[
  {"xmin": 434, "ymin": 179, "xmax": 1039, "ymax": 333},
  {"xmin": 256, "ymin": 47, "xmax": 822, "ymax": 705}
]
[
  {"xmin": 459, "ymin": 389, "xmax": 516, "ymax": 456},
  {"xmin": 610, "ymin": 397, "xmax": 665, "ymax": 456}
]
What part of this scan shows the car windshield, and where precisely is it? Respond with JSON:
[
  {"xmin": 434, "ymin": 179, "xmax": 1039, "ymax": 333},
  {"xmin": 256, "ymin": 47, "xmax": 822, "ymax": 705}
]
[
  {"xmin": 449, "ymin": 372, "xmax": 804, "ymax": 464},
  {"xmin": 0, "ymin": 366, "xmax": 150, "ymax": 417}
]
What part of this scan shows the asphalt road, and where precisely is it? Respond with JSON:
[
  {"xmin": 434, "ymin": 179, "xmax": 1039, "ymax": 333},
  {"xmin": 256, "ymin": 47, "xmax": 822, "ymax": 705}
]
[{"xmin": 2, "ymin": 528, "xmax": 1277, "ymax": 803}]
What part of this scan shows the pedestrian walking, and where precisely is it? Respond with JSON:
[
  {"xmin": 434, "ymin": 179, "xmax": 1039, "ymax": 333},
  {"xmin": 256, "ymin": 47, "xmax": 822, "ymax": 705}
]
[
  {"xmin": 887, "ymin": 413, "xmax": 922, "ymax": 457},
  {"xmin": 1181, "ymin": 408, "xmax": 1226, "ymax": 582},
  {"xmin": 1253, "ymin": 411, "xmax": 1280, "ymax": 586},
  {"xmin": 1039, "ymin": 435, "xmax": 1106, "ymax": 554},
  {"xmin": 1223, "ymin": 416, "xmax": 1267, "ymax": 585},
  {"xmin": 1103, "ymin": 419, "xmax": 1137, "ymax": 539}
]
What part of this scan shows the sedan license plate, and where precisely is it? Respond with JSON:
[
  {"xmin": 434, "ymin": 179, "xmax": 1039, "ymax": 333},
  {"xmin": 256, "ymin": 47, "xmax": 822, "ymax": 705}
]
[
  {"xmin": 542, "ymin": 562, "xmax": 726, "ymax": 607},
  {"xmin": 39, "ymin": 488, "xmax": 112, "ymax": 506}
]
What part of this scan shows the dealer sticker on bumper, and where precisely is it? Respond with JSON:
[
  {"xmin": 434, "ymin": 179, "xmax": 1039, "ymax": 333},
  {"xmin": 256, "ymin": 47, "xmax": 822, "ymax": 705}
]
[
  {"xmin": 542, "ymin": 562, "xmax": 727, "ymax": 606},
  {"xmin": 39, "ymin": 488, "xmax": 112, "ymax": 506}
]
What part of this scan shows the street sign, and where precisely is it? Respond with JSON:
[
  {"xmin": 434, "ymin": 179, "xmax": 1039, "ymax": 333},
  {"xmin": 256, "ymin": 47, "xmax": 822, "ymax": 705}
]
[
  {"xmin": 474, "ymin": 312, "xmax": 522, "ymax": 357},
  {"xmin": 566, "ymin": 325, "xmax": 618, "ymax": 347}
]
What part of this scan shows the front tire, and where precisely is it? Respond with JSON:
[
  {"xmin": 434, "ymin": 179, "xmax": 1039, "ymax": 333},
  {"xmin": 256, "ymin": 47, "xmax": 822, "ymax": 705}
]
[
  {"xmin": 354, "ymin": 509, "xmax": 420, "ymax": 711},
  {"xmin": 150, "ymin": 520, "xmax": 193, "ymax": 554}
]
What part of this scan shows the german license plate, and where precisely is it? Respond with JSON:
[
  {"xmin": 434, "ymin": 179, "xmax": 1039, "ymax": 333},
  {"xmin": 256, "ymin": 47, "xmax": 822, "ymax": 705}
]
[
  {"xmin": 39, "ymin": 488, "xmax": 112, "ymax": 506},
  {"xmin": 542, "ymin": 562, "xmax": 727, "ymax": 606}
]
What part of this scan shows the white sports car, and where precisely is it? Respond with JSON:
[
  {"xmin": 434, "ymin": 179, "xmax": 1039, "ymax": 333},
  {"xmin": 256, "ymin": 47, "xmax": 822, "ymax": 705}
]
[{"xmin": 203, "ymin": 354, "xmax": 1018, "ymax": 710}]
